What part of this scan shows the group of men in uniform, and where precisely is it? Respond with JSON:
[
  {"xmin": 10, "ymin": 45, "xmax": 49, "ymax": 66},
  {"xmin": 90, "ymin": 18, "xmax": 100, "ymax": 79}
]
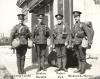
[{"xmin": 10, "ymin": 11, "xmax": 94, "ymax": 74}]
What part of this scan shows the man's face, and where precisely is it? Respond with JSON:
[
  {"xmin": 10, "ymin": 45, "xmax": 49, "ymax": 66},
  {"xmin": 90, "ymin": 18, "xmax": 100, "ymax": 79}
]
[
  {"xmin": 74, "ymin": 16, "xmax": 80, "ymax": 23},
  {"xmin": 19, "ymin": 20, "xmax": 24, "ymax": 24},
  {"xmin": 57, "ymin": 19, "xmax": 62, "ymax": 24}
]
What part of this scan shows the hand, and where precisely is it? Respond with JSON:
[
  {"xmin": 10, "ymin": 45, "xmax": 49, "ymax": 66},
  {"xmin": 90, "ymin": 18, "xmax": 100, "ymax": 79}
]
[
  {"xmin": 65, "ymin": 42, "xmax": 68, "ymax": 46},
  {"xmin": 33, "ymin": 43, "xmax": 35, "ymax": 47},
  {"xmin": 50, "ymin": 44, "xmax": 55, "ymax": 49},
  {"xmin": 67, "ymin": 45, "xmax": 70, "ymax": 48}
]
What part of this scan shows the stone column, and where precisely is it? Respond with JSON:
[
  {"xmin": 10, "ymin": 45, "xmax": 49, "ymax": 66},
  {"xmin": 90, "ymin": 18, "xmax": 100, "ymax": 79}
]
[{"xmin": 53, "ymin": 0, "xmax": 58, "ymax": 26}]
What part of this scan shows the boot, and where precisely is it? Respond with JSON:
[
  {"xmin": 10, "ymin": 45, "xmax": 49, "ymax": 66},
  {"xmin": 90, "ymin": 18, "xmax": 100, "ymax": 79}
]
[
  {"xmin": 78, "ymin": 46, "xmax": 86, "ymax": 74},
  {"xmin": 41, "ymin": 56, "xmax": 47, "ymax": 71},
  {"xmin": 21, "ymin": 56, "xmax": 26, "ymax": 74},
  {"xmin": 17, "ymin": 57, "xmax": 22, "ymax": 74},
  {"xmin": 37, "ymin": 67, "xmax": 42, "ymax": 72},
  {"xmin": 62, "ymin": 57, "xmax": 68, "ymax": 72},
  {"xmin": 62, "ymin": 68, "xmax": 68, "ymax": 72},
  {"xmin": 37, "ymin": 57, "xmax": 41, "ymax": 72},
  {"xmin": 55, "ymin": 58, "xmax": 62, "ymax": 72},
  {"xmin": 74, "ymin": 60, "xmax": 81, "ymax": 73},
  {"xmin": 80, "ymin": 61, "xmax": 86, "ymax": 74},
  {"xmin": 55, "ymin": 68, "xmax": 61, "ymax": 72}
]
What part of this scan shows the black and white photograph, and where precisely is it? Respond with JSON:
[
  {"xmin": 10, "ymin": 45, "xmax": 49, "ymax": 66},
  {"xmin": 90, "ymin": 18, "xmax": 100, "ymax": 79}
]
[{"xmin": 0, "ymin": 0, "xmax": 100, "ymax": 79}]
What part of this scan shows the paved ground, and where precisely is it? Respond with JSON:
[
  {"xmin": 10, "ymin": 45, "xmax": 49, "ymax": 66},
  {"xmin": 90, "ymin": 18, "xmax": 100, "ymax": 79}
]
[
  {"xmin": 0, "ymin": 46, "xmax": 100, "ymax": 79},
  {"xmin": 0, "ymin": 65, "xmax": 14, "ymax": 79}
]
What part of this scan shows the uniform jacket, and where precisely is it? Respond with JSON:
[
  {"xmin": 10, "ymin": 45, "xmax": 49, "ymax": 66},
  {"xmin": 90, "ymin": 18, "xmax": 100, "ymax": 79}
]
[
  {"xmin": 10, "ymin": 24, "xmax": 31, "ymax": 45},
  {"xmin": 72, "ymin": 22, "xmax": 92, "ymax": 45},
  {"xmin": 53, "ymin": 23, "xmax": 71, "ymax": 44},
  {"xmin": 32, "ymin": 23, "xmax": 50, "ymax": 44}
]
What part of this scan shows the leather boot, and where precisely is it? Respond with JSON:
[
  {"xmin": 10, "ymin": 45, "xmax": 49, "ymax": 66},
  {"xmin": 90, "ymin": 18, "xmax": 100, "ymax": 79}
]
[
  {"xmin": 41, "ymin": 56, "xmax": 46, "ymax": 71},
  {"xmin": 80, "ymin": 61, "xmax": 86, "ymax": 74},
  {"xmin": 62, "ymin": 56, "xmax": 68, "ymax": 72},
  {"xmin": 55, "ymin": 58, "xmax": 62, "ymax": 72},
  {"xmin": 21, "ymin": 56, "xmax": 26, "ymax": 74},
  {"xmin": 74, "ymin": 60, "xmax": 81, "ymax": 73},
  {"xmin": 37, "ymin": 57, "xmax": 41, "ymax": 72},
  {"xmin": 17, "ymin": 57, "xmax": 22, "ymax": 74}
]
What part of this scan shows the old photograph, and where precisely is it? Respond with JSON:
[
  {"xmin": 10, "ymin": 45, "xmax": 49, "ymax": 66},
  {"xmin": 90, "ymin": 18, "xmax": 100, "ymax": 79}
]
[{"xmin": 0, "ymin": 0, "xmax": 100, "ymax": 79}]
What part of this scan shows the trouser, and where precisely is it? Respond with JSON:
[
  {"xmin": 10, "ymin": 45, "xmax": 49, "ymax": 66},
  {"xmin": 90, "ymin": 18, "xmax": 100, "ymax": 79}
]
[
  {"xmin": 55, "ymin": 44, "xmax": 67, "ymax": 69},
  {"xmin": 74, "ymin": 45, "xmax": 86, "ymax": 74},
  {"xmin": 35, "ymin": 44, "xmax": 47, "ymax": 70},
  {"xmin": 16, "ymin": 45, "xmax": 27, "ymax": 74},
  {"xmin": 74, "ymin": 45, "xmax": 85, "ymax": 61}
]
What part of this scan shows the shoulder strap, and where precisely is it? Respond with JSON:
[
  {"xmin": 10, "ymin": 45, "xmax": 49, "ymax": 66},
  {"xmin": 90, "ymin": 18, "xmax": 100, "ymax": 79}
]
[
  {"xmin": 18, "ymin": 26, "xmax": 23, "ymax": 33},
  {"xmin": 17, "ymin": 24, "xmax": 27, "ymax": 33}
]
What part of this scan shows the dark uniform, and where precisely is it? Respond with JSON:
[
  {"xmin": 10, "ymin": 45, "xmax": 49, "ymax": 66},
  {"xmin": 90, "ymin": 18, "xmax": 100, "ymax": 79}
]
[
  {"xmin": 53, "ymin": 14, "xmax": 70, "ymax": 72},
  {"xmin": 10, "ymin": 14, "xmax": 31, "ymax": 74},
  {"xmin": 32, "ymin": 14, "xmax": 50, "ymax": 72},
  {"xmin": 72, "ymin": 11, "xmax": 92, "ymax": 74}
]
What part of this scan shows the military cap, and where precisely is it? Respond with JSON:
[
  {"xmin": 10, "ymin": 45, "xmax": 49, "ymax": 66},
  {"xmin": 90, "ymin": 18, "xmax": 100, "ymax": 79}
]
[
  {"xmin": 17, "ymin": 14, "xmax": 25, "ymax": 20},
  {"xmin": 55, "ymin": 14, "xmax": 63, "ymax": 20},
  {"xmin": 72, "ymin": 11, "xmax": 82, "ymax": 17},
  {"xmin": 37, "ymin": 14, "xmax": 45, "ymax": 19}
]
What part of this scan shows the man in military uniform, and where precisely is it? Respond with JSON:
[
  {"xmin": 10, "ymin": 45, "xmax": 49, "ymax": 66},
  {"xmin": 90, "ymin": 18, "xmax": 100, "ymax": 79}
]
[
  {"xmin": 10, "ymin": 14, "xmax": 31, "ymax": 74},
  {"xmin": 53, "ymin": 14, "xmax": 70, "ymax": 72},
  {"xmin": 32, "ymin": 14, "xmax": 50, "ymax": 72},
  {"xmin": 72, "ymin": 11, "xmax": 92, "ymax": 74}
]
